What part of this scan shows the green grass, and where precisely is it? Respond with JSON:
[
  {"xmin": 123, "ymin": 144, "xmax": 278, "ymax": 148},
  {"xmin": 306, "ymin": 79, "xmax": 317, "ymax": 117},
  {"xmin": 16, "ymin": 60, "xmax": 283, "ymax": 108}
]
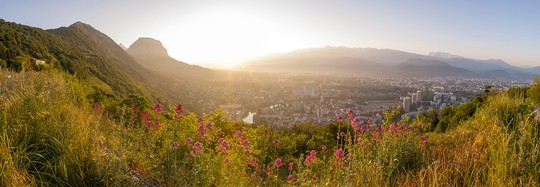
[{"xmin": 2, "ymin": 70, "xmax": 540, "ymax": 186}]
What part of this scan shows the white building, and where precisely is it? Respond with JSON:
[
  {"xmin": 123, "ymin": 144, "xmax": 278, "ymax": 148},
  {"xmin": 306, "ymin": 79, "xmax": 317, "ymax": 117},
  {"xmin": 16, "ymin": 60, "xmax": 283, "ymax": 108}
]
[{"xmin": 403, "ymin": 97, "xmax": 411, "ymax": 113}]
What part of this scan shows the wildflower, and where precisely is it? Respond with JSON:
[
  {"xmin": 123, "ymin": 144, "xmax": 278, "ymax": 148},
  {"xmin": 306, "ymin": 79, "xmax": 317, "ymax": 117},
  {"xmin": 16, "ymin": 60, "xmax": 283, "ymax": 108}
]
[
  {"xmin": 305, "ymin": 156, "xmax": 313, "ymax": 166},
  {"xmin": 175, "ymin": 104, "xmax": 183, "ymax": 113},
  {"xmin": 273, "ymin": 139, "xmax": 280, "ymax": 146},
  {"xmin": 93, "ymin": 103, "xmax": 102, "ymax": 114},
  {"xmin": 192, "ymin": 142, "xmax": 203, "ymax": 156},
  {"xmin": 346, "ymin": 109, "xmax": 353, "ymax": 117},
  {"xmin": 312, "ymin": 175, "xmax": 318, "ymax": 181},
  {"xmin": 288, "ymin": 162, "xmax": 294, "ymax": 171},
  {"xmin": 335, "ymin": 149, "xmax": 345, "ymax": 160},
  {"xmin": 189, "ymin": 150, "xmax": 195, "ymax": 158},
  {"xmin": 420, "ymin": 133, "xmax": 429, "ymax": 145},
  {"xmin": 408, "ymin": 125, "xmax": 414, "ymax": 132},
  {"xmin": 340, "ymin": 132, "xmax": 346, "ymax": 137},
  {"xmin": 216, "ymin": 129, "xmax": 223, "ymax": 135},
  {"xmin": 337, "ymin": 115, "xmax": 343, "ymax": 122},
  {"xmin": 206, "ymin": 122, "xmax": 213, "ymax": 130},
  {"xmin": 217, "ymin": 138, "xmax": 230, "ymax": 154},
  {"xmin": 223, "ymin": 157, "xmax": 230, "ymax": 164},
  {"xmin": 310, "ymin": 150, "xmax": 317, "ymax": 157},
  {"xmin": 322, "ymin": 145, "xmax": 327, "ymax": 151},
  {"xmin": 351, "ymin": 117, "xmax": 360, "ymax": 128},
  {"xmin": 129, "ymin": 123, "xmax": 134, "ymax": 129},
  {"xmin": 172, "ymin": 141, "xmax": 180, "ymax": 150},
  {"xmin": 185, "ymin": 137, "xmax": 193, "ymax": 146},
  {"xmin": 287, "ymin": 174, "xmax": 294, "ymax": 180},
  {"xmin": 417, "ymin": 124, "xmax": 423, "ymax": 129},
  {"xmin": 248, "ymin": 158, "xmax": 259, "ymax": 168},
  {"xmin": 153, "ymin": 103, "xmax": 162, "ymax": 114},
  {"xmin": 141, "ymin": 111, "xmax": 149, "ymax": 121},
  {"xmin": 154, "ymin": 119, "xmax": 161, "ymax": 129},
  {"xmin": 274, "ymin": 158, "xmax": 282, "ymax": 168}
]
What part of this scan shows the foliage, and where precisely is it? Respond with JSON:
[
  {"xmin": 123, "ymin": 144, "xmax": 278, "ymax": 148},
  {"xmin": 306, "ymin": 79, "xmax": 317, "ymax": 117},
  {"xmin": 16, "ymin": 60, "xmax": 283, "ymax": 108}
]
[{"xmin": 2, "ymin": 69, "xmax": 540, "ymax": 186}]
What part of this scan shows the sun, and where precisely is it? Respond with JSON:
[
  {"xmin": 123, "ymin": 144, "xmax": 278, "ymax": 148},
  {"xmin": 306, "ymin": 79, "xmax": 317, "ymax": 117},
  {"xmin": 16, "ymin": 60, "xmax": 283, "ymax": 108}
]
[{"xmin": 159, "ymin": 7, "xmax": 312, "ymax": 68}]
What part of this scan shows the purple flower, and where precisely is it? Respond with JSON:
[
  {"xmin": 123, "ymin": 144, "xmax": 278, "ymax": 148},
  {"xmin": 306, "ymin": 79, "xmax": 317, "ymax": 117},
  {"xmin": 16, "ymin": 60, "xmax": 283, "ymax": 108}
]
[
  {"xmin": 288, "ymin": 162, "xmax": 294, "ymax": 171},
  {"xmin": 153, "ymin": 103, "xmax": 162, "ymax": 114},
  {"xmin": 273, "ymin": 139, "xmax": 280, "ymax": 146},
  {"xmin": 337, "ymin": 115, "xmax": 343, "ymax": 122},
  {"xmin": 287, "ymin": 174, "xmax": 294, "ymax": 180},
  {"xmin": 172, "ymin": 141, "xmax": 180, "ymax": 149},
  {"xmin": 274, "ymin": 158, "xmax": 282, "ymax": 168},
  {"xmin": 185, "ymin": 137, "xmax": 193, "ymax": 145},
  {"xmin": 335, "ymin": 149, "xmax": 345, "ymax": 160},
  {"xmin": 175, "ymin": 104, "xmax": 183, "ymax": 113}
]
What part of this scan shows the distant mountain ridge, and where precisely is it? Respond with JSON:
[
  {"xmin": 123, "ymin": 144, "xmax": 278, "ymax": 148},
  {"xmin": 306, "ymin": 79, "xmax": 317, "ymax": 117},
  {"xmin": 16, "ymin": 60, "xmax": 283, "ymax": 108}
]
[{"xmin": 238, "ymin": 46, "xmax": 538, "ymax": 79}]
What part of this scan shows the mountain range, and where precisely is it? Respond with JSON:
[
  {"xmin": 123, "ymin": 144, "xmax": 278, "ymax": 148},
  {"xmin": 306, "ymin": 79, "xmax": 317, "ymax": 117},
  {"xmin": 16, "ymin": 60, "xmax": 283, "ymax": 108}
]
[{"xmin": 237, "ymin": 46, "xmax": 539, "ymax": 79}]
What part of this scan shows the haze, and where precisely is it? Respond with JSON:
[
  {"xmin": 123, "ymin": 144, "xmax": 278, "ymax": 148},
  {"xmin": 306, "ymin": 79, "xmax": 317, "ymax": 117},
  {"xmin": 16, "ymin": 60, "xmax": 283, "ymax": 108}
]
[{"xmin": 2, "ymin": 0, "xmax": 539, "ymax": 68}]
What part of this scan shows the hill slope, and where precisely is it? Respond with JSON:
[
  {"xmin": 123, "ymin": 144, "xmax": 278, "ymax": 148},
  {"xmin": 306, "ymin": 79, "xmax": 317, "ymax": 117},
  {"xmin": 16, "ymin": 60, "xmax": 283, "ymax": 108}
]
[{"xmin": 0, "ymin": 19, "xmax": 166, "ymax": 100}]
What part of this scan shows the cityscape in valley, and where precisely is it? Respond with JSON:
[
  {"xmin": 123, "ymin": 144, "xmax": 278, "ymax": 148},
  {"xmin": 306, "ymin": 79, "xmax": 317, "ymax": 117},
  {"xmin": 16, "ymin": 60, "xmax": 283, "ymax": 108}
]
[{"xmin": 2, "ymin": 1, "xmax": 540, "ymax": 186}]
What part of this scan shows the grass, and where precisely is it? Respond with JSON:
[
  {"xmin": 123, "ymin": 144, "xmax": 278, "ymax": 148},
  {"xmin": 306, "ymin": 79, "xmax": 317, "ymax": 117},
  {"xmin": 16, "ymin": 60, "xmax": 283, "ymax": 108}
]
[{"xmin": 1, "ymin": 70, "xmax": 540, "ymax": 186}]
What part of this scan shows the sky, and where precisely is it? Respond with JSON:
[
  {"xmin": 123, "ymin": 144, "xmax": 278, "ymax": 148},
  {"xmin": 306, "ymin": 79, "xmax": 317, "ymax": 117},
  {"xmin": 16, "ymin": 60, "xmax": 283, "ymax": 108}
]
[{"xmin": 1, "ymin": 0, "xmax": 539, "ymax": 68}]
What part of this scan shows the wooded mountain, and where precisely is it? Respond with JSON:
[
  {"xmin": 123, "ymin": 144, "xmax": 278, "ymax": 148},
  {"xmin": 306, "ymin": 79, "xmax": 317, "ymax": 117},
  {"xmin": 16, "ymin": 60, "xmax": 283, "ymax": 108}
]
[{"xmin": 0, "ymin": 19, "xmax": 167, "ymax": 101}]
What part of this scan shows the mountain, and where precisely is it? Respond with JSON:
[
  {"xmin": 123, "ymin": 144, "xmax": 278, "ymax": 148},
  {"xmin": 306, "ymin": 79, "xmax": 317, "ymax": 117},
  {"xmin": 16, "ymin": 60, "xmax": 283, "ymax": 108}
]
[
  {"xmin": 239, "ymin": 47, "xmax": 386, "ymax": 75},
  {"xmin": 528, "ymin": 66, "xmax": 540, "ymax": 74},
  {"xmin": 238, "ymin": 46, "xmax": 537, "ymax": 78},
  {"xmin": 391, "ymin": 58, "xmax": 472, "ymax": 77},
  {"xmin": 127, "ymin": 37, "xmax": 213, "ymax": 80},
  {"xmin": 0, "ymin": 19, "xmax": 168, "ymax": 101}
]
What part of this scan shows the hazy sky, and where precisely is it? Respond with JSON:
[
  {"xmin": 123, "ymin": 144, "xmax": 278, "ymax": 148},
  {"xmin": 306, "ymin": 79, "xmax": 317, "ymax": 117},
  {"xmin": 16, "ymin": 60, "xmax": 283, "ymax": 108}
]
[{"xmin": 1, "ymin": 0, "xmax": 539, "ymax": 67}]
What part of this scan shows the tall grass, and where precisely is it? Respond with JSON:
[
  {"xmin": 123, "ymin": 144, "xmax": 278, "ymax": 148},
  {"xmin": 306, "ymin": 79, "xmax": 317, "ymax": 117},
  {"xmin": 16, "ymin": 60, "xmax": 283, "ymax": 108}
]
[{"xmin": 2, "ymin": 70, "xmax": 539, "ymax": 186}]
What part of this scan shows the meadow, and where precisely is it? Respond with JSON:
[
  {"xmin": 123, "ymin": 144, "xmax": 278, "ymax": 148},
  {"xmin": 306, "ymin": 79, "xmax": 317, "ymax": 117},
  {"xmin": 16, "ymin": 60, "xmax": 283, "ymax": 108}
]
[{"xmin": 1, "ymin": 70, "xmax": 540, "ymax": 186}]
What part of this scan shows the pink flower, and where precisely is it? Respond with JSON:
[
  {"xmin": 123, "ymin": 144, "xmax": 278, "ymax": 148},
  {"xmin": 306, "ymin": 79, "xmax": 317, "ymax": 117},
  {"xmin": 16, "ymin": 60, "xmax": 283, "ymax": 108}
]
[
  {"xmin": 337, "ymin": 115, "xmax": 343, "ymax": 122},
  {"xmin": 185, "ymin": 137, "xmax": 193, "ymax": 146},
  {"xmin": 322, "ymin": 146, "xmax": 327, "ymax": 151},
  {"xmin": 273, "ymin": 139, "xmax": 280, "ymax": 146},
  {"xmin": 351, "ymin": 117, "xmax": 361, "ymax": 128},
  {"xmin": 305, "ymin": 156, "xmax": 313, "ymax": 166},
  {"xmin": 175, "ymin": 104, "xmax": 183, "ymax": 113},
  {"xmin": 216, "ymin": 129, "xmax": 223, "ymax": 135},
  {"xmin": 340, "ymin": 132, "xmax": 346, "ymax": 137},
  {"xmin": 346, "ymin": 109, "xmax": 353, "ymax": 117},
  {"xmin": 287, "ymin": 174, "xmax": 294, "ymax": 180},
  {"xmin": 206, "ymin": 122, "xmax": 213, "ymax": 130},
  {"xmin": 223, "ymin": 157, "xmax": 230, "ymax": 164},
  {"xmin": 310, "ymin": 150, "xmax": 317, "ymax": 157},
  {"xmin": 274, "ymin": 158, "xmax": 282, "ymax": 168},
  {"xmin": 154, "ymin": 119, "xmax": 161, "ymax": 129},
  {"xmin": 335, "ymin": 149, "xmax": 345, "ymax": 160},
  {"xmin": 172, "ymin": 141, "xmax": 180, "ymax": 150},
  {"xmin": 312, "ymin": 175, "xmax": 318, "ymax": 181},
  {"xmin": 288, "ymin": 162, "xmax": 294, "ymax": 171},
  {"xmin": 248, "ymin": 158, "xmax": 259, "ymax": 168},
  {"xmin": 153, "ymin": 103, "xmax": 162, "ymax": 114}
]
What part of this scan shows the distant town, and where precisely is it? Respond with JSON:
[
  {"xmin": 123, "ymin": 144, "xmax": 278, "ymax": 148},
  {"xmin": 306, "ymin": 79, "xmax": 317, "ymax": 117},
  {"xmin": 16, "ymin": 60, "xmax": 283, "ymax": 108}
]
[{"xmin": 172, "ymin": 74, "xmax": 532, "ymax": 126}]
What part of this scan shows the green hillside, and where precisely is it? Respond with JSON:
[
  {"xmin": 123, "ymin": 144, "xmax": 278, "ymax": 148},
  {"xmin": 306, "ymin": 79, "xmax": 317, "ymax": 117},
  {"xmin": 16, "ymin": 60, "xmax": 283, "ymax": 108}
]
[{"xmin": 0, "ymin": 19, "xmax": 159, "ymax": 99}]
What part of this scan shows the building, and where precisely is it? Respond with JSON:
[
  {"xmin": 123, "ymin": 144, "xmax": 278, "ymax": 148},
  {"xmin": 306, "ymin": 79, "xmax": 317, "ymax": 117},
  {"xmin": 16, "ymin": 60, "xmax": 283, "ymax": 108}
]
[
  {"xmin": 416, "ymin": 90, "xmax": 422, "ymax": 102},
  {"xmin": 293, "ymin": 87, "xmax": 316, "ymax": 96},
  {"xmin": 403, "ymin": 97, "xmax": 411, "ymax": 113},
  {"xmin": 411, "ymin": 93, "xmax": 417, "ymax": 103}
]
